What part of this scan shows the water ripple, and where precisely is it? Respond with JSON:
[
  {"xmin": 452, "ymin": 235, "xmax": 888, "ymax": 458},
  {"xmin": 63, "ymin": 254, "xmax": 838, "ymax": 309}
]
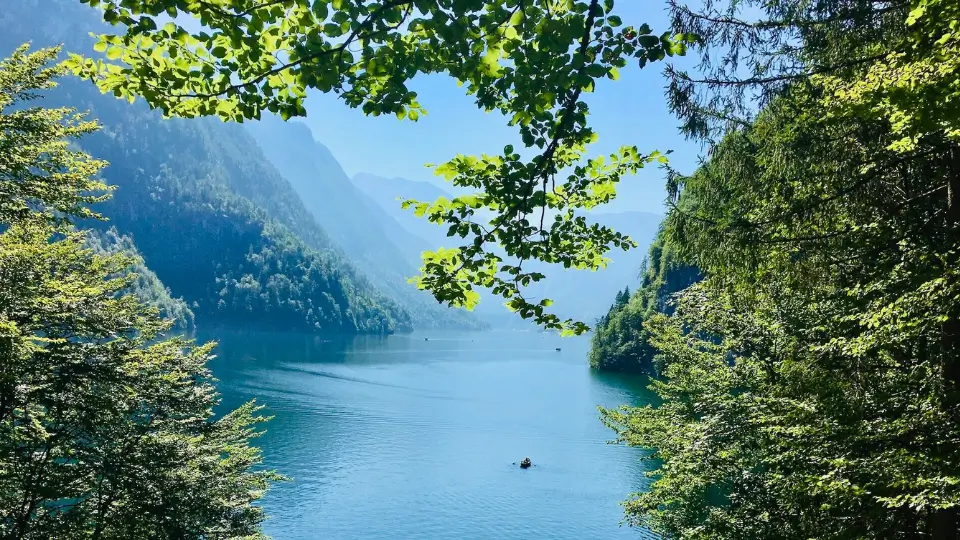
[{"xmin": 209, "ymin": 330, "xmax": 657, "ymax": 540}]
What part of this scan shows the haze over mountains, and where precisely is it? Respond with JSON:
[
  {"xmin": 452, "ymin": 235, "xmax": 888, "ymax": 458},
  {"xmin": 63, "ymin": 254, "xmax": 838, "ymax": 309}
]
[
  {"xmin": 3, "ymin": 0, "xmax": 663, "ymax": 335},
  {"xmin": 353, "ymin": 173, "xmax": 664, "ymax": 324},
  {"xmin": 244, "ymin": 116, "xmax": 486, "ymax": 330}
]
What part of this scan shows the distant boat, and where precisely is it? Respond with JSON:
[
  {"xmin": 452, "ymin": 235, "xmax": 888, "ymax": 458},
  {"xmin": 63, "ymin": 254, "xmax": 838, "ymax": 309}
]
[{"xmin": 555, "ymin": 347, "xmax": 561, "ymax": 352}]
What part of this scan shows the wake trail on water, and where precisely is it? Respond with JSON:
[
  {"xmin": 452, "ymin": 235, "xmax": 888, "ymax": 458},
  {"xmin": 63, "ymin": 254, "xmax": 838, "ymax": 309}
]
[{"xmin": 268, "ymin": 363, "xmax": 483, "ymax": 403}]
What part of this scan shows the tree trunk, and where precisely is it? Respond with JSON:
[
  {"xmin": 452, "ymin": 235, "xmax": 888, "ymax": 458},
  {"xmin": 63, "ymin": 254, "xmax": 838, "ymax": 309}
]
[{"xmin": 932, "ymin": 149, "xmax": 960, "ymax": 540}]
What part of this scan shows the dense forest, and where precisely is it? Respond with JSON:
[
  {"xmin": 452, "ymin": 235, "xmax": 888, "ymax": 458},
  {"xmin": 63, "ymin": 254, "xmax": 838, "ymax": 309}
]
[
  {"xmin": 84, "ymin": 227, "xmax": 196, "ymax": 331},
  {"xmin": 592, "ymin": 0, "xmax": 960, "ymax": 537},
  {"xmin": 75, "ymin": 76, "xmax": 411, "ymax": 333}
]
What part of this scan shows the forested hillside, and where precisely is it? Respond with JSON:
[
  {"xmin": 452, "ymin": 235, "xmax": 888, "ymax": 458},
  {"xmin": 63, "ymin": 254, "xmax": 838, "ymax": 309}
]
[
  {"xmin": 245, "ymin": 117, "xmax": 486, "ymax": 330},
  {"xmin": 1, "ymin": 0, "xmax": 411, "ymax": 334},
  {"xmin": 85, "ymin": 227, "xmax": 196, "ymax": 331},
  {"xmin": 589, "ymin": 227, "xmax": 700, "ymax": 372},
  {"xmin": 9, "ymin": 0, "xmax": 957, "ymax": 535}
]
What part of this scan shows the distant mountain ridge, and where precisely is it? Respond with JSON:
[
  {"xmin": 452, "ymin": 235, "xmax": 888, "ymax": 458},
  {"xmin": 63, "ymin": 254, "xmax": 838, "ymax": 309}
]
[
  {"xmin": 245, "ymin": 116, "xmax": 487, "ymax": 330},
  {"xmin": 352, "ymin": 173, "xmax": 460, "ymax": 249}
]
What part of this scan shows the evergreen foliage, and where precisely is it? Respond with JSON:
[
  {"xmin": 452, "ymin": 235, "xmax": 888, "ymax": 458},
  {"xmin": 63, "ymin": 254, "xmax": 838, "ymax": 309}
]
[
  {"xmin": 0, "ymin": 45, "xmax": 279, "ymax": 539},
  {"xmin": 0, "ymin": 44, "xmax": 108, "ymax": 224},
  {"xmin": 598, "ymin": 0, "xmax": 960, "ymax": 537},
  {"xmin": 0, "ymin": 0, "xmax": 414, "ymax": 335},
  {"xmin": 9, "ymin": 0, "xmax": 958, "ymax": 537}
]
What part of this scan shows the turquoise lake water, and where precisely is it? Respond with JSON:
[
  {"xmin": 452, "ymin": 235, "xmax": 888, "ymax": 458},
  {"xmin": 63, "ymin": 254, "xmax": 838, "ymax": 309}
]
[{"xmin": 207, "ymin": 329, "xmax": 657, "ymax": 539}]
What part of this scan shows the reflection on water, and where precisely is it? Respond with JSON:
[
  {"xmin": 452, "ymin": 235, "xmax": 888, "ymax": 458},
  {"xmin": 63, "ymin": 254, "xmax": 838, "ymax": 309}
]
[{"xmin": 204, "ymin": 329, "xmax": 657, "ymax": 540}]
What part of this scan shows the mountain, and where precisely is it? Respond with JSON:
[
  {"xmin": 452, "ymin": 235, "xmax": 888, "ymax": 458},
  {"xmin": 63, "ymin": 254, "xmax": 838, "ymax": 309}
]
[
  {"xmin": 244, "ymin": 116, "xmax": 486, "ymax": 330},
  {"xmin": 1, "ymin": 0, "xmax": 411, "ymax": 334},
  {"xmin": 352, "ymin": 173, "xmax": 461, "ymax": 248}
]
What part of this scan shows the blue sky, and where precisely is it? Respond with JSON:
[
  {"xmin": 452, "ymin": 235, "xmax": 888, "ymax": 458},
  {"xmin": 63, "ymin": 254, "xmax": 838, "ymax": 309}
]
[{"xmin": 296, "ymin": 2, "xmax": 702, "ymax": 216}]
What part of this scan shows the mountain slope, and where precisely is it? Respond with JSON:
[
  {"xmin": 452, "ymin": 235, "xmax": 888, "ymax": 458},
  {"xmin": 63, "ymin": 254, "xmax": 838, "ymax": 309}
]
[
  {"xmin": 245, "ymin": 116, "xmax": 486, "ymax": 330},
  {"xmin": 1, "ymin": 0, "xmax": 411, "ymax": 334},
  {"xmin": 84, "ymin": 227, "xmax": 196, "ymax": 331},
  {"xmin": 352, "ymin": 173, "xmax": 461, "ymax": 248}
]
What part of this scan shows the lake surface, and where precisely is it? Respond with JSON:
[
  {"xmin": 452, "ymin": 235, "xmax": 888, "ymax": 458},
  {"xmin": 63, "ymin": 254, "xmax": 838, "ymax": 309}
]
[{"xmin": 206, "ymin": 329, "xmax": 657, "ymax": 540}]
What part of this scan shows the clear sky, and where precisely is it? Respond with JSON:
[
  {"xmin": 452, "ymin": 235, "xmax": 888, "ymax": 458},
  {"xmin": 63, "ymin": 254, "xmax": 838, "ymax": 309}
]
[{"xmin": 296, "ymin": 1, "xmax": 702, "ymax": 216}]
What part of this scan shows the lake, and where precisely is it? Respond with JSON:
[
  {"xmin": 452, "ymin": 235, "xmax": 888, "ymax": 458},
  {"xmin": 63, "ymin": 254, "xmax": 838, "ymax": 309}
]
[{"xmin": 206, "ymin": 329, "xmax": 657, "ymax": 540}]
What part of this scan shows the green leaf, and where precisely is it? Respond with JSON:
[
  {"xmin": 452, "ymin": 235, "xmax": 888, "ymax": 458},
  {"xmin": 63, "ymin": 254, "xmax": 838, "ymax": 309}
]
[
  {"xmin": 586, "ymin": 64, "xmax": 607, "ymax": 77},
  {"xmin": 638, "ymin": 35, "xmax": 659, "ymax": 47}
]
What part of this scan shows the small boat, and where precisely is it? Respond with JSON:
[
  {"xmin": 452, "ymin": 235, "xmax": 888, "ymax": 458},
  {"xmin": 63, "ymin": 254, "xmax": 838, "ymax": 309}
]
[
  {"xmin": 520, "ymin": 457, "xmax": 532, "ymax": 469},
  {"xmin": 555, "ymin": 347, "xmax": 561, "ymax": 352}
]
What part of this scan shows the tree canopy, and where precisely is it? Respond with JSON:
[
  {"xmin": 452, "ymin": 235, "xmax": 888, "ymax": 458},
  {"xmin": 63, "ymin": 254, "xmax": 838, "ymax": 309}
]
[
  {"xmin": 0, "ymin": 43, "xmax": 109, "ymax": 223},
  {"xmin": 0, "ymin": 44, "xmax": 280, "ymax": 539},
  {"xmin": 67, "ymin": 0, "xmax": 696, "ymax": 334},
  {"xmin": 596, "ymin": 0, "xmax": 960, "ymax": 536}
]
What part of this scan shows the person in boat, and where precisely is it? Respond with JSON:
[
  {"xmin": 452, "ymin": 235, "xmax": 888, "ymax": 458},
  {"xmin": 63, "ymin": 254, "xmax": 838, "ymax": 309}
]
[{"xmin": 520, "ymin": 457, "xmax": 532, "ymax": 469}]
